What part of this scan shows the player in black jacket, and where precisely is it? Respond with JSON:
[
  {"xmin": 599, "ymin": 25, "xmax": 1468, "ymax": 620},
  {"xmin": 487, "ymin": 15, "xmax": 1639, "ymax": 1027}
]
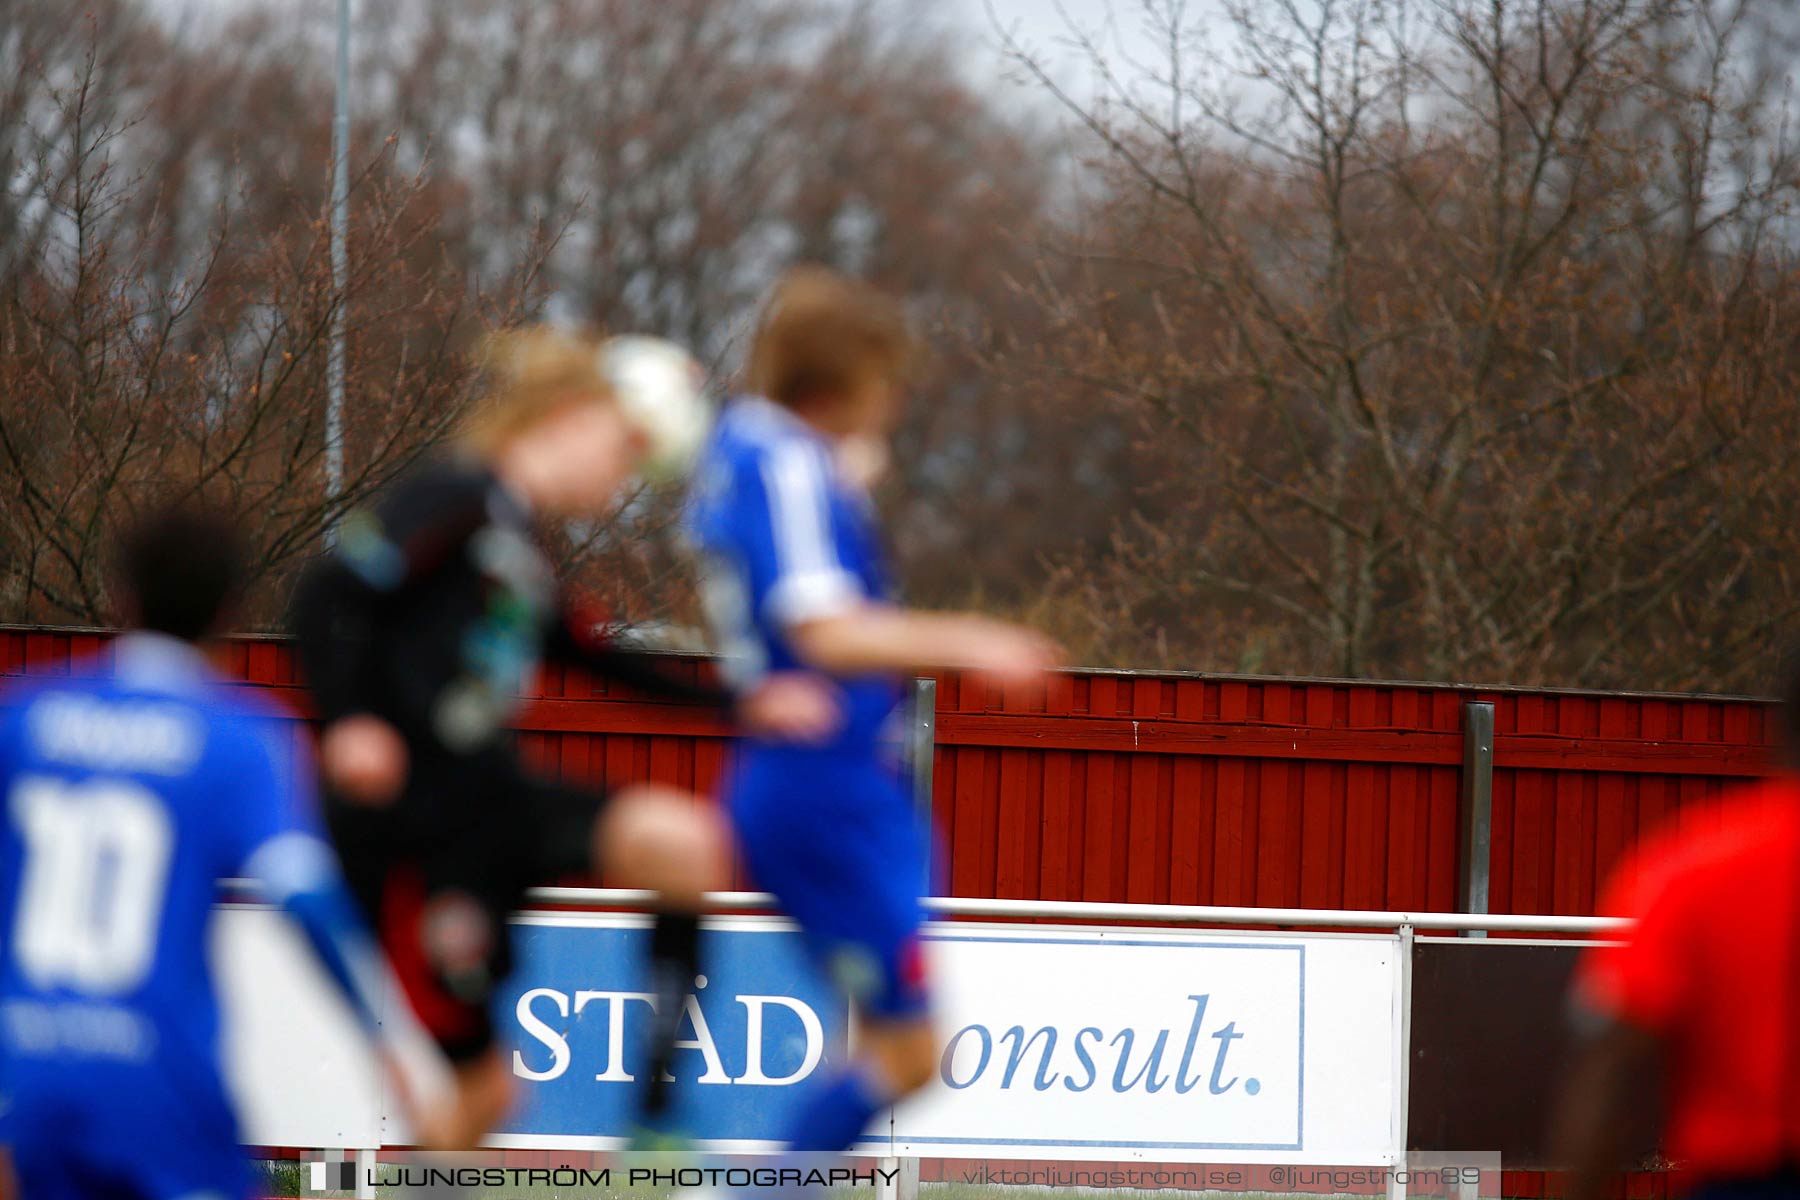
[{"xmin": 291, "ymin": 327, "xmax": 835, "ymax": 1146}]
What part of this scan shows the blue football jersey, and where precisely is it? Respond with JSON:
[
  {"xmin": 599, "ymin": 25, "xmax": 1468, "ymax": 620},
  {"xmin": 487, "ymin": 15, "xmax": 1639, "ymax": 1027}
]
[
  {"xmin": 687, "ymin": 395, "xmax": 906, "ymax": 752},
  {"xmin": 0, "ymin": 634, "xmax": 315, "ymax": 1140}
]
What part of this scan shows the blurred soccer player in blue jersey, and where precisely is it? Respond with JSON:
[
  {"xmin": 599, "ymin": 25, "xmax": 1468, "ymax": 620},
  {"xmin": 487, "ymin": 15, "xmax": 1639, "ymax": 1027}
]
[
  {"xmin": 0, "ymin": 502, "xmax": 447, "ymax": 1200},
  {"xmin": 687, "ymin": 268, "xmax": 1060, "ymax": 1152}
]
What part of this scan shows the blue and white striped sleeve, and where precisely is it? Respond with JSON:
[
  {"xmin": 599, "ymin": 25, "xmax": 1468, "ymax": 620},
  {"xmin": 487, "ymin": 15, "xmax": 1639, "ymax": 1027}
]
[{"xmin": 753, "ymin": 440, "xmax": 864, "ymax": 627}]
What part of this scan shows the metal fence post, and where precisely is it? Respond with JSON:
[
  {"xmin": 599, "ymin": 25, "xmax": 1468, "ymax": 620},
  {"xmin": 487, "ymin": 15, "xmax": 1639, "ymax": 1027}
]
[
  {"xmin": 1457, "ymin": 702, "xmax": 1496, "ymax": 938},
  {"xmin": 1388, "ymin": 922, "xmax": 1415, "ymax": 1200},
  {"xmin": 897, "ymin": 1156, "xmax": 920, "ymax": 1200},
  {"xmin": 908, "ymin": 678, "xmax": 937, "ymax": 892}
]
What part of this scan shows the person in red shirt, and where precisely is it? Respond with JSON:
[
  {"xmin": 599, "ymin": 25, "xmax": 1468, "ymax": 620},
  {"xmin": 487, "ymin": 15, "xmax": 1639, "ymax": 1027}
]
[{"xmin": 1556, "ymin": 668, "xmax": 1800, "ymax": 1199}]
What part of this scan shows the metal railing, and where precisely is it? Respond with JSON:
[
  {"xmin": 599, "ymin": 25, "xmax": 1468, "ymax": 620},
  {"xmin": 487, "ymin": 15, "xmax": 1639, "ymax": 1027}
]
[
  {"xmin": 518, "ymin": 886, "xmax": 1628, "ymax": 935},
  {"xmin": 223, "ymin": 876, "xmax": 1625, "ymax": 934}
]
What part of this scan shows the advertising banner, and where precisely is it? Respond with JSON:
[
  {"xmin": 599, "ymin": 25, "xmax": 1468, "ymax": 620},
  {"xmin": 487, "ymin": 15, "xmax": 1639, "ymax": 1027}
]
[
  {"xmin": 220, "ymin": 909, "xmax": 1399, "ymax": 1165},
  {"xmin": 892, "ymin": 927, "xmax": 1397, "ymax": 1164}
]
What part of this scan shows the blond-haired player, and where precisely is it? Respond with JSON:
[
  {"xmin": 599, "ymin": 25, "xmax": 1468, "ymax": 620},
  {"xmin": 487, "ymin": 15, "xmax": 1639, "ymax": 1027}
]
[{"xmin": 292, "ymin": 326, "xmax": 835, "ymax": 1145}]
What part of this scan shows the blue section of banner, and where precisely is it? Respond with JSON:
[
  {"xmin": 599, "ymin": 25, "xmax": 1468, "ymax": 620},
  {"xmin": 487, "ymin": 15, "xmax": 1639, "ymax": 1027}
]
[{"xmin": 497, "ymin": 920, "xmax": 848, "ymax": 1142}]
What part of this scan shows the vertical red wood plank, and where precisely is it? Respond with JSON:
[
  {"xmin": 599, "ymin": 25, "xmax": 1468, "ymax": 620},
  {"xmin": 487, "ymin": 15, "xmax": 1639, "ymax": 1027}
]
[
  {"xmin": 1383, "ymin": 691, "xmax": 1419, "ymax": 908},
  {"xmin": 1680, "ymin": 700, "xmax": 1711, "ymax": 744},
  {"xmin": 1153, "ymin": 754, "xmax": 1175, "ymax": 903},
  {"xmin": 1219, "ymin": 681, "xmax": 1248, "ymax": 724},
  {"xmin": 963, "ymin": 667, "xmax": 999, "ymax": 714},
  {"xmin": 1284, "ymin": 755, "xmax": 1309, "ymax": 907},
  {"xmin": 1081, "ymin": 752, "xmax": 1116, "ymax": 901},
  {"xmin": 1213, "ymin": 757, "xmax": 1250, "ymax": 907},
  {"xmin": 967, "ymin": 665, "xmax": 1002, "ymax": 897},
  {"xmin": 1238, "ymin": 759, "xmax": 1262, "ymax": 906},
  {"xmin": 1169, "ymin": 757, "xmax": 1204, "ymax": 904},
  {"xmin": 1515, "ymin": 693, "xmax": 1543, "ymax": 735},
  {"xmin": 1343, "ymin": 689, "xmax": 1382, "ymax": 909},
  {"xmin": 1552, "ymin": 698, "xmax": 1594, "ymax": 915},
  {"xmin": 64, "ymin": 634, "xmax": 98, "ymax": 677},
  {"xmin": 1385, "ymin": 764, "xmax": 1419, "ymax": 910},
  {"xmin": 995, "ymin": 748, "xmax": 1034, "ymax": 900},
  {"xmin": 1299, "ymin": 685, "xmax": 1336, "ymax": 910},
  {"xmin": 1427, "ymin": 765, "xmax": 1461, "ymax": 911},
  {"xmin": 1721, "ymin": 702, "xmax": 1750, "ymax": 752},
  {"xmin": 1039, "ymin": 750, "xmax": 1073, "ymax": 901},
  {"xmin": 1126, "ymin": 679, "xmax": 1165, "ymax": 904},
  {"xmin": 1088, "ymin": 675, "xmax": 1119, "ymax": 720},
  {"xmin": 1254, "ymin": 757, "xmax": 1295, "ymax": 908},
  {"xmin": 24, "ymin": 632, "xmax": 63, "ymax": 674},
  {"xmin": 1212, "ymin": 681, "xmax": 1252, "ymax": 906},
  {"xmin": 629, "ymin": 733, "xmax": 652, "ymax": 790},
  {"xmin": 1065, "ymin": 755, "xmax": 1090, "ymax": 900},
  {"xmin": 1638, "ymin": 772, "xmax": 1672, "ymax": 842},
  {"xmin": 1342, "ymin": 762, "xmax": 1377, "ymax": 909},
  {"xmin": 1194, "ymin": 757, "xmax": 1219, "ymax": 904},
  {"xmin": 647, "ymin": 726, "xmax": 682, "ymax": 789},
  {"xmin": 1552, "ymin": 770, "xmax": 1591, "ymax": 915},
  {"xmin": 1024, "ymin": 746, "xmax": 1050, "ymax": 899},
  {"xmin": 246, "ymin": 642, "xmax": 279, "ymax": 686},
  {"xmin": 1593, "ymin": 698, "xmax": 1633, "ymax": 904},
  {"xmin": 952, "ymin": 747, "xmax": 991, "ymax": 898},
  {"xmin": 1257, "ymin": 683, "xmax": 1298, "ymax": 908},
  {"xmin": 1513, "ymin": 768, "xmax": 1549, "ymax": 914},
  {"xmin": 1109, "ymin": 753, "xmax": 1134, "ymax": 902},
  {"xmin": 1312, "ymin": 759, "xmax": 1341, "ymax": 908},
  {"xmin": 693, "ymin": 736, "xmax": 725, "ymax": 799},
  {"xmin": 1168, "ymin": 681, "xmax": 1206, "ymax": 905}
]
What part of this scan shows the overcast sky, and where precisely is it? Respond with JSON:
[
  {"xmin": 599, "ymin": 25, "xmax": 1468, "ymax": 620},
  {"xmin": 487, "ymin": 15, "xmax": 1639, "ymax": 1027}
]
[
  {"xmin": 954, "ymin": 0, "xmax": 1188, "ymax": 103},
  {"xmin": 151, "ymin": 0, "xmax": 1175, "ymax": 96}
]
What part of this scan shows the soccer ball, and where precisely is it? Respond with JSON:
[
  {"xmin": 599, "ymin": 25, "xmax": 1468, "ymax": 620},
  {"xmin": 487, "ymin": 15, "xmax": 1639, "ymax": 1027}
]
[{"xmin": 598, "ymin": 335, "xmax": 712, "ymax": 480}]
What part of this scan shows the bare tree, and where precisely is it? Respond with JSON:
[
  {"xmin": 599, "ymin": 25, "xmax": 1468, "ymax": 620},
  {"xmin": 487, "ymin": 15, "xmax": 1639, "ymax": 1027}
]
[
  {"xmin": 993, "ymin": 0, "xmax": 1800, "ymax": 691},
  {"xmin": 0, "ymin": 13, "xmax": 554, "ymax": 627},
  {"xmin": 0, "ymin": 0, "xmax": 1055, "ymax": 637}
]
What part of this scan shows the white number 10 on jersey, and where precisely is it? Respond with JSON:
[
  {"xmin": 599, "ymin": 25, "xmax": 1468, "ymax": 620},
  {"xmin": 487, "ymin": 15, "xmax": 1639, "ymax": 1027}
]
[{"xmin": 10, "ymin": 776, "xmax": 174, "ymax": 994}]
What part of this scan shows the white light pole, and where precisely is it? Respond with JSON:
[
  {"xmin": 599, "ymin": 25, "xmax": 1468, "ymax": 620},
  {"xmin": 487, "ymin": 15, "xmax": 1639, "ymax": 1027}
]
[{"xmin": 325, "ymin": 0, "xmax": 351, "ymax": 544}]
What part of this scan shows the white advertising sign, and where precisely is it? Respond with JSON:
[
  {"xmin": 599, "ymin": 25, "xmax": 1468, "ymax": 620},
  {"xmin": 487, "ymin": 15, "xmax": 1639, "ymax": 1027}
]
[
  {"xmin": 891, "ymin": 925, "xmax": 1398, "ymax": 1164},
  {"xmin": 215, "ymin": 905, "xmax": 385, "ymax": 1149},
  {"xmin": 215, "ymin": 907, "xmax": 1398, "ymax": 1165}
]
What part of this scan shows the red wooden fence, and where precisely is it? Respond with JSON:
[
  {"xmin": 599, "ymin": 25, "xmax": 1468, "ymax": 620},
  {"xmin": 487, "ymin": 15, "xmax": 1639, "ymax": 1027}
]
[{"xmin": 1, "ymin": 626, "xmax": 1779, "ymax": 917}]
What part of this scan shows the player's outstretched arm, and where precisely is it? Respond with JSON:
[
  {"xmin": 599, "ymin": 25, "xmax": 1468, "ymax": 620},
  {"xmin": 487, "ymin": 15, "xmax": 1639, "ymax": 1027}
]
[
  {"xmin": 788, "ymin": 605, "xmax": 1061, "ymax": 687},
  {"xmin": 547, "ymin": 599, "xmax": 733, "ymax": 706},
  {"xmin": 551, "ymin": 599, "xmax": 842, "ymax": 742}
]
